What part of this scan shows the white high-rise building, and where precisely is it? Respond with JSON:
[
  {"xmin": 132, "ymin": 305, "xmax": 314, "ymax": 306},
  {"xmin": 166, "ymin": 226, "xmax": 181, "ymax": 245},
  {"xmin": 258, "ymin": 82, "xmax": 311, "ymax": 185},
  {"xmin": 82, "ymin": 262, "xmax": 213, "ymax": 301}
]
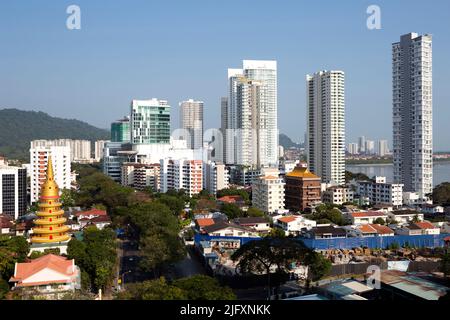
[
  {"xmin": 393, "ymin": 33, "xmax": 433, "ymax": 198},
  {"xmin": 347, "ymin": 143, "xmax": 359, "ymax": 155},
  {"xmin": 160, "ymin": 158, "xmax": 203, "ymax": 197},
  {"xmin": 179, "ymin": 99, "xmax": 204, "ymax": 150},
  {"xmin": 376, "ymin": 140, "xmax": 389, "ymax": 157},
  {"xmin": 94, "ymin": 140, "xmax": 108, "ymax": 161},
  {"xmin": 358, "ymin": 136, "xmax": 366, "ymax": 154},
  {"xmin": 204, "ymin": 161, "xmax": 229, "ymax": 195},
  {"xmin": 365, "ymin": 140, "xmax": 375, "ymax": 155},
  {"xmin": 31, "ymin": 139, "xmax": 91, "ymax": 162},
  {"xmin": 225, "ymin": 60, "xmax": 278, "ymax": 168},
  {"xmin": 252, "ymin": 168, "xmax": 285, "ymax": 214},
  {"xmin": 30, "ymin": 145, "xmax": 72, "ymax": 203},
  {"xmin": 306, "ymin": 70, "xmax": 345, "ymax": 185}
]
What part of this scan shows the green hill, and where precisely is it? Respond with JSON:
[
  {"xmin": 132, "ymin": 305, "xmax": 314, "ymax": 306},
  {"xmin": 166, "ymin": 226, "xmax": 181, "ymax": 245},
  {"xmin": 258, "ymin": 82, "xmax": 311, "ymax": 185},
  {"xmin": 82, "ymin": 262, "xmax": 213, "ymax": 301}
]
[
  {"xmin": 0, "ymin": 108, "xmax": 110, "ymax": 161},
  {"xmin": 279, "ymin": 133, "xmax": 303, "ymax": 149}
]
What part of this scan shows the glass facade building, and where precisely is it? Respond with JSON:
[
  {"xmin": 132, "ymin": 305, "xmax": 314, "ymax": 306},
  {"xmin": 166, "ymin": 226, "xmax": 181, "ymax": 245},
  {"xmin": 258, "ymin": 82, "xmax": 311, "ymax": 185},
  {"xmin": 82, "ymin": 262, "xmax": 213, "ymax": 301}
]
[{"xmin": 131, "ymin": 99, "xmax": 171, "ymax": 144}]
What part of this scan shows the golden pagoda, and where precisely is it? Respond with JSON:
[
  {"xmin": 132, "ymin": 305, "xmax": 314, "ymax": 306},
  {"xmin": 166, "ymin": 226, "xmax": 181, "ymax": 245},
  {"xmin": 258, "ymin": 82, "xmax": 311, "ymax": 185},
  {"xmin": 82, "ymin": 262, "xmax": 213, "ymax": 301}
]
[{"xmin": 31, "ymin": 156, "xmax": 70, "ymax": 244}]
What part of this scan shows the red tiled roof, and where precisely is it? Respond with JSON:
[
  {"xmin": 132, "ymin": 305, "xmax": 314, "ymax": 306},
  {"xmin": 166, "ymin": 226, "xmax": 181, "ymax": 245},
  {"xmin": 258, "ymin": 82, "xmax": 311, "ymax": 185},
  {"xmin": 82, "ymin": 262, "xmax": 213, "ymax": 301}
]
[
  {"xmin": 217, "ymin": 195, "xmax": 243, "ymax": 203},
  {"xmin": 370, "ymin": 224, "xmax": 394, "ymax": 234},
  {"xmin": 90, "ymin": 215, "xmax": 111, "ymax": 223},
  {"xmin": 278, "ymin": 216, "xmax": 296, "ymax": 223},
  {"xmin": 10, "ymin": 254, "xmax": 75, "ymax": 286},
  {"xmin": 351, "ymin": 211, "xmax": 387, "ymax": 218},
  {"xmin": 358, "ymin": 224, "xmax": 377, "ymax": 234},
  {"xmin": 412, "ymin": 221, "xmax": 436, "ymax": 230},
  {"xmin": 75, "ymin": 208, "xmax": 107, "ymax": 217},
  {"xmin": 0, "ymin": 215, "xmax": 13, "ymax": 229},
  {"xmin": 196, "ymin": 218, "xmax": 215, "ymax": 227}
]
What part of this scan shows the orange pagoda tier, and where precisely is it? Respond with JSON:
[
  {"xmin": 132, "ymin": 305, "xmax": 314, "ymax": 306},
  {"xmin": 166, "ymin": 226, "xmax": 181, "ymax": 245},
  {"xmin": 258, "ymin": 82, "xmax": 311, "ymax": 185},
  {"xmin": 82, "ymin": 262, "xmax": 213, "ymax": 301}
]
[{"xmin": 31, "ymin": 156, "xmax": 70, "ymax": 244}]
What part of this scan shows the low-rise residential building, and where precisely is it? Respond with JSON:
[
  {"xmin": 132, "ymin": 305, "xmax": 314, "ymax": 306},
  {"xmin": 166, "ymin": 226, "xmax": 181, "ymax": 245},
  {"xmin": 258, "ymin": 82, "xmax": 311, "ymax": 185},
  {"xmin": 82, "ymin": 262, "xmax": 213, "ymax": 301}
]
[
  {"xmin": 85, "ymin": 215, "xmax": 112, "ymax": 230},
  {"xmin": 274, "ymin": 215, "xmax": 317, "ymax": 236},
  {"xmin": 232, "ymin": 217, "xmax": 270, "ymax": 233},
  {"xmin": 217, "ymin": 195, "xmax": 246, "ymax": 208},
  {"xmin": 322, "ymin": 186, "xmax": 354, "ymax": 205},
  {"xmin": 252, "ymin": 169, "xmax": 285, "ymax": 214},
  {"xmin": 202, "ymin": 221, "xmax": 260, "ymax": 238},
  {"xmin": 9, "ymin": 254, "xmax": 81, "ymax": 299},
  {"xmin": 356, "ymin": 177, "xmax": 403, "ymax": 207},
  {"xmin": 396, "ymin": 221, "xmax": 440, "ymax": 236},
  {"xmin": 194, "ymin": 218, "xmax": 217, "ymax": 233},
  {"xmin": 347, "ymin": 224, "xmax": 395, "ymax": 237},
  {"xmin": 0, "ymin": 215, "xmax": 13, "ymax": 235},
  {"xmin": 421, "ymin": 204, "xmax": 445, "ymax": 216},
  {"xmin": 306, "ymin": 226, "xmax": 347, "ymax": 239},
  {"xmin": 75, "ymin": 208, "xmax": 107, "ymax": 220},
  {"xmin": 348, "ymin": 211, "xmax": 389, "ymax": 225},
  {"xmin": 388, "ymin": 210, "xmax": 424, "ymax": 225},
  {"xmin": 402, "ymin": 192, "xmax": 421, "ymax": 206}
]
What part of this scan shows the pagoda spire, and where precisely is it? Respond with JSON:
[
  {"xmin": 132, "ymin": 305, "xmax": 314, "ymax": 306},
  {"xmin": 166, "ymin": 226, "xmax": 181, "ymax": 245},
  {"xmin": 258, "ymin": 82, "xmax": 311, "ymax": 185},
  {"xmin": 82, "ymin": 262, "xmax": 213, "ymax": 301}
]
[{"xmin": 31, "ymin": 155, "xmax": 70, "ymax": 244}]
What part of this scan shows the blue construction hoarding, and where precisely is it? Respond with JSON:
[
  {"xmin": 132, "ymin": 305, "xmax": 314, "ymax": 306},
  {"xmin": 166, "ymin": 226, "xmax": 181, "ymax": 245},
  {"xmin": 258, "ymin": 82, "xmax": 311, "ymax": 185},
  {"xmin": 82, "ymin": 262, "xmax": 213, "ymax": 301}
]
[{"xmin": 194, "ymin": 233, "xmax": 449, "ymax": 250}]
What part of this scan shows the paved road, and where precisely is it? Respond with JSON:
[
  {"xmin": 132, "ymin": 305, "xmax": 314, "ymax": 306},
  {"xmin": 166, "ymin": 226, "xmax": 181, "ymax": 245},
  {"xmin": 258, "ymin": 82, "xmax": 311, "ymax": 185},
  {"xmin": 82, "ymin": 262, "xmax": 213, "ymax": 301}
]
[
  {"xmin": 118, "ymin": 239, "xmax": 153, "ymax": 288},
  {"xmin": 170, "ymin": 246, "xmax": 207, "ymax": 280}
]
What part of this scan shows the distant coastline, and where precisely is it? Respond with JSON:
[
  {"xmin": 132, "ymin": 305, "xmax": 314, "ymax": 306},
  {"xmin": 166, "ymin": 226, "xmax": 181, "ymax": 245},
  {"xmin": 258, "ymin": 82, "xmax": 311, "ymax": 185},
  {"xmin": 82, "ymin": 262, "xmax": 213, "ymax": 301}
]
[{"xmin": 346, "ymin": 158, "xmax": 450, "ymax": 165}]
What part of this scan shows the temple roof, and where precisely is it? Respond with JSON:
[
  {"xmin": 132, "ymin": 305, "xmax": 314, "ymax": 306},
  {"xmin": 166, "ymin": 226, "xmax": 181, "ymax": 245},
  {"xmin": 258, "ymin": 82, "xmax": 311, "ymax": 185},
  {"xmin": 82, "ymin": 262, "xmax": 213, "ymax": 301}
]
[{"xmin": 286, "ymin": 166, "xmax": 320, "ymax": 179}]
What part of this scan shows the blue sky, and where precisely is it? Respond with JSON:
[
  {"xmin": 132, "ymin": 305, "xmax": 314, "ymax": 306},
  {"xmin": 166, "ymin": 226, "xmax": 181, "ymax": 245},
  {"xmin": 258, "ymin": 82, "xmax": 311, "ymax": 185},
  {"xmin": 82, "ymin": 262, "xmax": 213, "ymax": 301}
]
[{"xmin": 1, "ymin": 0, "xmax": 449, "ymax": 150}]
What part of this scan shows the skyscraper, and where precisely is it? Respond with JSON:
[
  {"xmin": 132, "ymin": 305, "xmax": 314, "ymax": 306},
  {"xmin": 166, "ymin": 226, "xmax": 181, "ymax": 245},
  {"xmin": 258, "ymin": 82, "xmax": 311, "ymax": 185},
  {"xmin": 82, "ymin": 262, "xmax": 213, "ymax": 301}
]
[
  {"xmin": 225, "ymin": 60, "xmax": 278, "ymax": 168},
  {"xmin": 131, "ymin": 99, "xmax": 171, "ymax": 144},
  {"xmin": 306, "ymin": 70, "xmax": 345, "ymax": 185},
  {"xmin": 0, "ymin": 160, "xmax": 27, "ymax": 220},
  {"xmin": 30, "ymin": 145, "xmax": 72, "ymax": 204},
  {"xmin": 111, "ymin": 117, "xmax": 131, "ymax": 143},
  {"xmin": 358, "ymin": 136, "xmax": 366, "ymax": 154},
  {"xmin": 376, "ymin": 140, "xmax": 389, "ymax": 157},
  {"xmin": 392, "ymin": 33, "xmax": 433, "ymax": 198},
  {"xmin": 179, "ymin": 99, "xmax": 204, "ymax": 149}
]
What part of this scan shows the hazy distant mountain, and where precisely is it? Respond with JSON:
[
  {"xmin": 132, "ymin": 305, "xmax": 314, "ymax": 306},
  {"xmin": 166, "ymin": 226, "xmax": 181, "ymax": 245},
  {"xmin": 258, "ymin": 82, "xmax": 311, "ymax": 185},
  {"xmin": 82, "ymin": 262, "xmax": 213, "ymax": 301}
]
[
  {"xmin": 279, "ymin": 133, "xmax": 302, "ymax": 149},
  {"xmin": 0, "ymin": 108, "xmax": 110, "ymax": 161}
]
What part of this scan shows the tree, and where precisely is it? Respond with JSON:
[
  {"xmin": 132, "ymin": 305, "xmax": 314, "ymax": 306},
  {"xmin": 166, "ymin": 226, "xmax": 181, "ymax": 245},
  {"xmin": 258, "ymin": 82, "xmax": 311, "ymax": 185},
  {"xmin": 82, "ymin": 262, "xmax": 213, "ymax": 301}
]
[
  {"xmin": 217, "ymin": 188, "xmax": 250, "ymax": 203},
  {"xmin": 247, "ymin": 207, "xmax": 265, "ymax": 217},
  {"xmin": 309, "ymin": 204, "xmax": 346, "ymax": 226},
  {"xmin": 67, "ymin": 227, "xmax": 117, "ymax": 292},
  {"xmin": 0, "ymin": 236, "xmax": 30, "ymax": 280},
  {"xmin": 373, "ymin": 217, "xmax": 386, "ymax": 225},
  {"xmin": 122, "ymin": 202, "xmax": 185, "ymax": 275},
  {"xmin": 231, "ymin": 238, "xmax": 309, "ymax": 299},
  {"xmin": 266, "ymin": 228, "xmax": 286, "ymax": 238},
  {"xmin": 172, "ymin": 275, "xmax": 236, "ymax": 300},
  {"xmin": 303, "ymin": 251, "xmax": 332, "ymax": 281},
  {"xmin": 60, "ymin": 188, "xmax": 76, "ymax": 209},
  {"xmin": 116, "ymin": 277, "xmax": 187, "ymax": 300},
  {"xmin": 431, "ymin": 182, "xmax": 450, "ymax": 206},
  {"xmin": 117, "ymin": 276, "xmax": 236, "ymax": 300},
  {"xmin": 0, "ymin": 278, "xmax": 9, "ymax": 300},
  {"xmin": 221, "ymin": 203, "xmax": 244, "ymax": 219},
  {"xmin": 440, "ymin": 251, "xmax": 450, "ymax": 277}
]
